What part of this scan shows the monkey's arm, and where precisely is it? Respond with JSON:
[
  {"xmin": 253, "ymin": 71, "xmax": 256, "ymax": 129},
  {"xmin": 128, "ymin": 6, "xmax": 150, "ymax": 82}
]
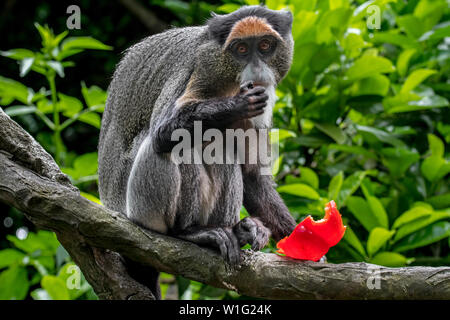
[
  {"xmin": 242, "ymin": 164, "xmax": 296, "ymax": 241},
  {"xmin": 153, "ymin": 85, "xmax": 267, "ymax": 153}
]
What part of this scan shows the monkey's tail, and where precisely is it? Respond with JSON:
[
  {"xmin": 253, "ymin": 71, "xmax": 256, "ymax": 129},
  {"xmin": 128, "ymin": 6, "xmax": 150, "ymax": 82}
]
[{"xmin": 124, "ymin": 256, "xmax": 161, "ymax": 300}]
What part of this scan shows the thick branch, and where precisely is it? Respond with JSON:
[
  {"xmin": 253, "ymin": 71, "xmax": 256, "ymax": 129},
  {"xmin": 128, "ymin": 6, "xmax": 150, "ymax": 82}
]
[{"xmin": 0, "ymin": 108, "xmax": 449, "ymax": 300}]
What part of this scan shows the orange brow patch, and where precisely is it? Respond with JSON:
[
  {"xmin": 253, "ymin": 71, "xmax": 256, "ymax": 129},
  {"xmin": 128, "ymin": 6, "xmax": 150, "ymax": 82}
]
[{"xmin": 224, "ymin": 16, "xmax": 282, "ymax": 47}]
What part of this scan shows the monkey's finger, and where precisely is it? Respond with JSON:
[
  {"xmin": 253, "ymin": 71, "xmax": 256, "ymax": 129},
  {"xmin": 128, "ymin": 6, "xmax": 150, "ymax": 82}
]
[
  {"xmin": 247, "ymin": 93, "xmax": 268, "ymax": 104},
  {"xmin": 240, "ymin": 81, "xmax": 254, "ymax": 93},
  {"xmin": 248, "ymin": 102, "xmax": 267, "ymax": 111},
  {"xmin": 224, "ymin": 228, "xmax": 241, "ymax": 265},
  {"xmin": 244, "ymin": 86, "xmax": 266, "ymax": 97},
  {"xmin": 246, "ymin": 109, "xmax": 265, "ymax": 118},
  {"xmin": 215, "ymin": 230, "xmax": 230, "ymax": 262}
]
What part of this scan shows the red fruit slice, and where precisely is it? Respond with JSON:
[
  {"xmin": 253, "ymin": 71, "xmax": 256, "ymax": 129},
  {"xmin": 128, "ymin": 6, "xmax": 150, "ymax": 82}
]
[{"xmin": 276, "ymin": 200, "xmax": 346, "ymax": 261}]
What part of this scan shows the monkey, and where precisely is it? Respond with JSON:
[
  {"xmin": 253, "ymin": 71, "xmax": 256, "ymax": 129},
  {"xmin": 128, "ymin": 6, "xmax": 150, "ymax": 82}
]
[{"xmin": 98, "ymin": 5, "xmax": 296, "ymax": 299}]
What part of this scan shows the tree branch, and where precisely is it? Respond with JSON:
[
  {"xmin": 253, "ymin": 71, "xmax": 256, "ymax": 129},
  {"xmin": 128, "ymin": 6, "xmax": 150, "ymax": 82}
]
[
  {"xmin": 118, "ymin": 0, "xmax": 168, "ymax": 34},
  {"xmin": 0, "ymin": 108, "xmax": 449, "ymax": 300}
]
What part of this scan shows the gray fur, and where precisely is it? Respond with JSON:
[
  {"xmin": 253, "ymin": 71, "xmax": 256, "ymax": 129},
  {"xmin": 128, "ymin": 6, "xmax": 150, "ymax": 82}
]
[{"xmin": 98, "ymin": 5, "xmax": 296, "ymax": 297}]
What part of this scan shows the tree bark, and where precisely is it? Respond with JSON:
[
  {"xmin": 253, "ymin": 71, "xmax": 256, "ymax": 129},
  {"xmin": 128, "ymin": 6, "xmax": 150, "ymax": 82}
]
[{"xmin": 0, "ymin": 108, "xmax": 449, "ymax": 300}]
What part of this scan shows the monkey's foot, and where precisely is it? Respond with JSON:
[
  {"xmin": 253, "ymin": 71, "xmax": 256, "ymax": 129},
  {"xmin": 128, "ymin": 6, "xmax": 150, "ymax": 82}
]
[
  {"xmin": 233, "ymin": 217, "xmax": 270, "ymax": 251},
  {"xmin": 177, "ymin": 227, "xmax": 241, "ymax": 265}
]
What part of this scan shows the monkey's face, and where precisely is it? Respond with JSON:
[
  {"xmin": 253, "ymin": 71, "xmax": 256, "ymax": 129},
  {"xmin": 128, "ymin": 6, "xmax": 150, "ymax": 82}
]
[
  {"xmin": 226, "ymin": 35, "xmax": 280, "ymax": 88},
  {"xmin": 208, "ymin": 6, "xmax": 294, "ymax": 87}
]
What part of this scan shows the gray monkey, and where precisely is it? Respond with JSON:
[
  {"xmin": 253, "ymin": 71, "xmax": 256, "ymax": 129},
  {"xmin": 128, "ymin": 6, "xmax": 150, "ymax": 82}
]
[{"xmin": 98, "ymin": 5, "xmax": 296, "ymax": 299}]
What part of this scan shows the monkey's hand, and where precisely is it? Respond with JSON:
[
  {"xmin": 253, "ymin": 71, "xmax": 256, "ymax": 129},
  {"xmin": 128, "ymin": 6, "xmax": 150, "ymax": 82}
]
[
  {"xmin": 233, "ymin": 217, "xmax": 270, "ymax": 251},
  {"xmin": 228, "ymin": 82, "xmax": 268, "ymax": 121}
]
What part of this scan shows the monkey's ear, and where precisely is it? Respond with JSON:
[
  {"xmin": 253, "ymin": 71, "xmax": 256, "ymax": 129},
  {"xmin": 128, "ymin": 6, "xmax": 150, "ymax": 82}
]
[
  {"xmin": 270, "ymin": 9, "xmax": 293, "ymax": 38},
  {"xmin": 283, "ymin": 10, "xmax": 293, "ymax": 31},
  {"xmin": 208, "ymin": 13, "xmax": 234, "ymax": 45}
]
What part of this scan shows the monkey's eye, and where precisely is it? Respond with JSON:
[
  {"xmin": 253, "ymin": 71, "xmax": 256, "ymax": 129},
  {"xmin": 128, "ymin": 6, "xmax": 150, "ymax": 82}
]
[
  {"xmin": 236, "ymin": 43, "xmax": 248, "ymax": 55},
  {"xmin": 259, "ymin": 39, "xmax": 271, "ymax": 52}
]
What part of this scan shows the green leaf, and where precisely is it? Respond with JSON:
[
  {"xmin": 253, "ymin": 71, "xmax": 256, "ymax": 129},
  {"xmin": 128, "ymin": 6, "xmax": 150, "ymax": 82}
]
[
  {"xmin": 393, "ymin": 210, "xmax": 450, "ymax": 242},
  {"xmin": 7, "ymin": 231, "xmax": 60, "ymax": 255},
  {"xmin": 427, "ymin": 193, "xmax": 450, "ymax": 209},
  {"xmin": 393, "ymin": 205, "xmax": 433, "ymax": 229},
  {"xmin": 0, "ymin": 266, "xmax": 29, "ymax": 300},
  {"xmin": 347, "ymin": 196, "xmax": 381, "ymax": 232},
  {"xmin": 343, "ymin": 226, "xmax": 367, "ymax": 258},
  {"xmin": 59, "ymin": 93, "xmax": 83, "ymax": 116},
  {"xmin": 31, "ymin": 289, "xmax": 52, "ymax": 300},
  {"xmin": 427, "ymin": 133, "xmax": 444, "ymax": 158},
  {"xmin": 19, "ymin": 57, "xmax": 35, "ymax": 77},
  {"xmin": 337, "ymin": 171, "xmax": 367, "ymax": 206},
  {"xmin": 217, "ymin": 3, "xmax": 241, "ymax": 13},
  {"xmin": 80, "ymin": 192, "xmax": 102, "ymax": 205},
  {"xmin": 272, "ymin": 155, "xmax": 282, "ymax": 176},
  {"xmin": 393, "ymin": 221, "xmax": 450, "ymax": 252},
  {"xmin": 198, "ymin": 285, "xmax": 227, "ymax": 298},
  {"xmin": 0, "ymin": 249, "xmax": 26, "ymax": 269},
  {"xmin": 420, "ymin": 24, "xmax": 450, "ymax": 42},
  {"xmin": 297, "ymin": 166, "xmax": 319, "ymax": 189},
  {"xmin": 63, "ymin": 153, "xmax": 98, "ymax": 180},
  {"xmin": 81, "ymin": 83, "xmax": 107, "ymax": 109},
  {"xmin": 371, "ymin": 32, "xmax": 419, "ymax": 49},
  {"xmin": 367, "ymin": 227, "xmax": 395, "ymax": 257},
  {"xmin": 294, "ymin": 134, "xmax": 331, "ymax": 148},
  {"xmin": 370, "ymin": 252, "xmax": 407, "ymax": 267},
  {"xmin": 78, "ymin": 112, "xmax": 101, "ymax": 128},
  {"xmin": 396, "ymin": 49, "xmax": 416, "ymax": 78},
  {"xmin": 367, "ymin": 196, "xmax": 389, "ymax": 229},
  {"xmin": 386, "ymin": 93, "xmax": 449, "ymax": 113},
  {"xmin": 74, "ymin": 152, "xmax": 98, "ymax": 177},
  {"xmin": 0, "ymin": 48, "xmax": 34, "ymax": 60},
  {"xmin": 400, "ymin": 69, "xmax": 437, "ymax": 94},
  {"xmin": 277, "ymin": 183, "xmax": 320, "ymax": 200},
  {"xmin": 315, "ymin": 8, "xmax": 352, "ymax": 44},
  {"xmin": 291, "ymin": 11, "xmax": 319, "ymax": 44},
  {"xmin": 5, "ymin": 105, "xmax": 37, "ymax": 117},
  {"xmin": 41, "ymin": 275, "xmax": 70, "ymax": 300},
  {"xmin": 61, "ymin": 37, "xmax": 113, "ymax": 51},
  {"xmin": 346, "ymin": 55, "xmax": 395, "ymax": 81},
  {"xmin": 328, "ymin": 171, "xmax": 343, "ymax": 201},
  {"xmin": 328, "ymin": 144, "xmax": 377, "ymax": 159},
  {"xmin": 314, "ymin": 122, "xmax": 347, "ymax": 144},
  {"xmin": 350, "ymin": 74, "xmax": 390, "ymax": 96},
  {"xmin": 342, "ymin": 33, "xmax": 370, "ymax": 59},
  {"xmin": 380, "ymin": 147, "xmax": 420, "ymax": 177},
  {"xmin": 46, "ymin": 61, "xmax": 65, "ymax": 77},
  {"xmin": 355, "ymin": 125, "xmax": 405, "ymax": 148},
  {"xmin": 421, "ymin": 156, "xmax": 450, "ymax": 182},
  {"xmin": 396, "ymin": 14, "xmax": 424, "ymax": 38},
  {"xmin": 0, "ymin": 76, "xmax": 29, "ymax": 105}
]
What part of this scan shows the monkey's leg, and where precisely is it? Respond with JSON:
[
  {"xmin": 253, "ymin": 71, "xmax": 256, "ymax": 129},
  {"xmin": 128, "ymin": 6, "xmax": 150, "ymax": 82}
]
[
  {"xmin": 175, "ymin": 226, "xmax": 241, "ymax": 265},
  {"xmin": 242, "ymin": 165, "xmax": 296, "ymax": 242},
  {"xmin": 153, "ymin": 85, "xmax": 268, "ymax": 153}
]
